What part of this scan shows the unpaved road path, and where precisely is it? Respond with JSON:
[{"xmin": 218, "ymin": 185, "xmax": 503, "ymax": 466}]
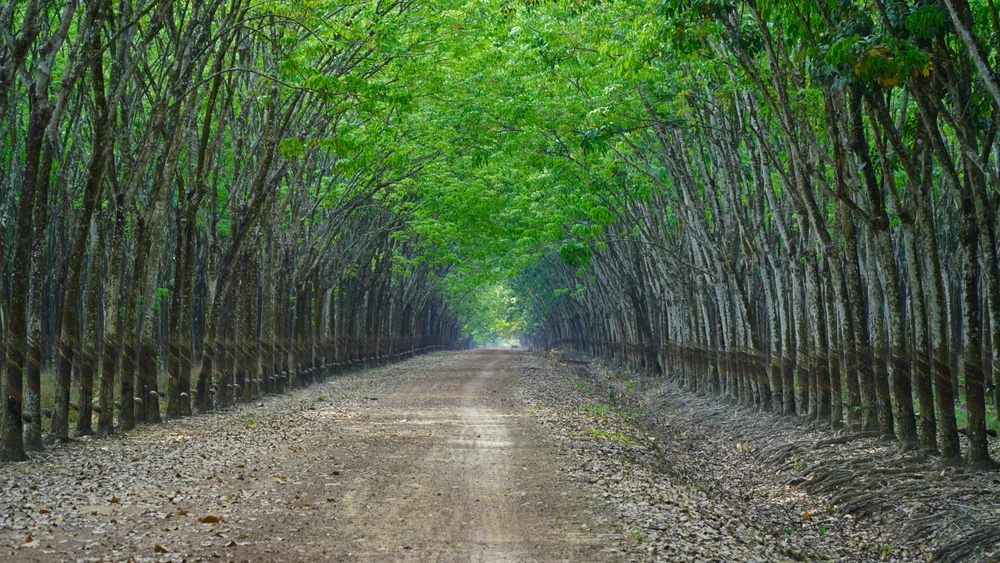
[
  {"xmin": 319, "ymin": 350, "xmax": 620, "ymax": 561},
  {"xmin": 0, "ymin": 351, "xmax": 624, "ymax": 562}
]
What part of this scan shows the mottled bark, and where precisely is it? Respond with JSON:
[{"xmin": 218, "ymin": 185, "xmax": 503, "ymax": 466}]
[
  {"xmin": 47, "ymin": 2, "xmax": 104, "ymax": 441},
  {"xmin": 841, "ymin": 208, "xmax": 876, "ymax": 431},
  {"xmin": 791, "ymin": 258, "xmax": 809, "ymax": 416},
  {"xmin": 916, "ymin": 190, "xmax": 961, "ymax": 463},
  {"xmin": 823, "ymin": 257, "xmax": 842, "ymax": 429},
  {"xmin": 98, "ymin": 197, "xmax": 127, "ymax": 437},
  {"xmin": 901, "ymin": 219, "xmax": 937, "ymax": 453},
  {"xmin": 167, "ymin": 213, "xmax": 194, "ymax": 419},
  {"xmin": 22, "ymin": 108, "xmax": 53, "ymax": 451},
  {"xmin": 0, "ymin": 89, "xmax": 48, "ymax": 462},
  {"xmin": 137, "ymin": 190, "xmax": 169, "ymax": 424},
  {"xmin": 876, "ymin": 230, "xmax": 917, "ymax": 447},
  {"xmin": 77, "ymin": 218, "xmax": 105, "ymax": 436},
  {"xmin": 865, "ymin": 230, "xmax": 894, "ymax": 439},
  {"xmin": 805, "ymin": 251, "xmax": 830, "ymax": 425},
  {"xmin": 958, "ymin": 208, "xmax": 992, "ymax": 466}
]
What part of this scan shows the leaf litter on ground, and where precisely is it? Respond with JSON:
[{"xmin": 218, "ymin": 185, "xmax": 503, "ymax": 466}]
[{"xmin": 513, "ymin": 350, "xmax": 999, "ymax": 563}]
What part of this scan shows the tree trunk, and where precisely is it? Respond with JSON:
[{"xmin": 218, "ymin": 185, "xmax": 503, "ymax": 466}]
[
  {"xmin": 875, "ymin": 230, "xmax": 918, "ymax": 448},
  {"xmin": 77, "ymin": 218, "xmax": 105, "ymax": 436},
  {"xmin": 865, "ymin": 230, "xmax": 895, "ymax": 439},
  {"xmin": 0, "ymin": 89, "xmax": 48, "ymax": 462}
]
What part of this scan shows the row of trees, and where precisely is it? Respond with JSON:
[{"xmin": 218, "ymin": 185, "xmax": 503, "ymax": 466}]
[
  {"xmin": 497, "ymin": 0, "xmax": 1000, "ymax": 469},
  {"xmin": 0, "ymin": 0, "xmax": 462, "ymax": 462},
  {"xmin": 7, "ymin": 0, "xmax": 1000, "ymax": 473}
]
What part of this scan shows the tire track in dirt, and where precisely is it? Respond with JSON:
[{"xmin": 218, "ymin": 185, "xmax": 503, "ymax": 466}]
[
  {"xmin": 0, "ymin": 350, "xmax": 624, "ymax": 563},
  {"xmin": 326, "ymin": 350, "xmax": 623, "ymax": 562}
]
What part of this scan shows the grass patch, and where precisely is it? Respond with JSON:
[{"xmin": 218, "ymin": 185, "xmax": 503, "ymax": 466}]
[
  {"xmin": 571, "ymin": 379, "xmax": 594, "ymax": 395},
  {"xmin": 952, "ymin": 401, "xmax": 1000, "ymax": 434},
  {"xmin": 577, "ymin": 404, "xmax": 611, "ymax": 417},
  {"xmin": 617, "ymin": 409, "xmax": 647, "ymax": 421},
  {"xmin": 586, "ymin": 427, "xmax": 639, "ymax": 446}
]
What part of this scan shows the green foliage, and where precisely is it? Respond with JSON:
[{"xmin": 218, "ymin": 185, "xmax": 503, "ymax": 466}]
[
  {"xmin": 457, "ymin": 285, "xmax": 527, "ymax": 344},
  {"xmin": 278, "ymin": 138, "xmax": 305, "ymax": 160},
  {"xmin": 578, "ymin": 404, "xmax": 611, "ymax": 417},
  {"xmin": 587, "ymin": 427, "xmax": 638, "ymax": 447}
]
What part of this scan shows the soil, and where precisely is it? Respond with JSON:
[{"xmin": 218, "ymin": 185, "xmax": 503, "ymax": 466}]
[
  {"xmin": 534, "ymin": 350, "xmax": 1000, "ymax": 563},
  {"xmin": 0, "ymin": 351, "xmax": 624, "ymax": 562},
  {"xmin": 2, "ymin": 349, "xmax": 996, "ymax": 562}
]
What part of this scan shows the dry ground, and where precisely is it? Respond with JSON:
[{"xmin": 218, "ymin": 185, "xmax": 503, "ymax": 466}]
[
  {"xmin": 534, "ymin": 351, "xmax": 1000, "ymax": 563},
  {"xmin": 0, "ymin": 351, "xmax": 624, "ymax": 563},
  {"xmin": 3, "ymin": 349, "xmax": 993, "ymax": 563}
]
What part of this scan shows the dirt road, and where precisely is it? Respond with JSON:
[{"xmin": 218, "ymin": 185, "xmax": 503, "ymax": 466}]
[
  {"xmin": 325, "ymin": 350, "xmax": 620, "ymax": 561},
  {"xmin": 0, "ymin": 351, "xmax": 624, "ymax": 562}
]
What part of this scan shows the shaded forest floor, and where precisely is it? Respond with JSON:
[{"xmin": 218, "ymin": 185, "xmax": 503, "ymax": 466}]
[
  {"xmin": 2, "ymin": 349, "xmax": 997, "ymax": 562},
  {"xmin": 0, "ymin": 351, "xmax": 624, "ymax": 562},
  {"xmin": 533, "ymin": 350, "xmax": 1000, "ymax": 562}
]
